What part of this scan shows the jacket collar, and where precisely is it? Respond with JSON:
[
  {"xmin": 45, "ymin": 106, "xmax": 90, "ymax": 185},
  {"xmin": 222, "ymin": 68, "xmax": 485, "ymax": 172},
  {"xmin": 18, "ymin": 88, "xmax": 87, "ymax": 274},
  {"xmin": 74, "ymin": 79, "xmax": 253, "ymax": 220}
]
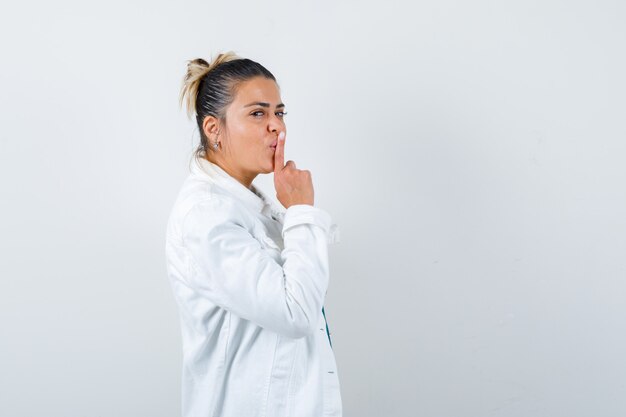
[{"xmin": 190, "ymin": 153, "xmax": 285, "ymax": 221}]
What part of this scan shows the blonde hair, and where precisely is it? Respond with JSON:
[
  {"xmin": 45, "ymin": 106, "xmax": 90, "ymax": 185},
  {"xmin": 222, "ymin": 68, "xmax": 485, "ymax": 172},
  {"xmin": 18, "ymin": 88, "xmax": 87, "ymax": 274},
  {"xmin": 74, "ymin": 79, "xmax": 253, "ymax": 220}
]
[
  {"xmin": 178, "ymin": 51, "xmax": 278, "ymax": 159},
  {"xmin": 178, "ymin": 51, "xmax": 241, "ymax": 120}
]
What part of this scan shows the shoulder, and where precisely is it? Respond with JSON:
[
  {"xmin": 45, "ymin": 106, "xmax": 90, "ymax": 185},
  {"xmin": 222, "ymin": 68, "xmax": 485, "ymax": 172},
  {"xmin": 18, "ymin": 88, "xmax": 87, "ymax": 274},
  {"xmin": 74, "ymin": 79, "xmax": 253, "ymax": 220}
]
[
  {"xmin": 167, "ymin": 177, "xmax": 252, "ymax": 239},
  {"xmin": 182, "ymin": 189, "xmax": 256, "ymax": 235}
]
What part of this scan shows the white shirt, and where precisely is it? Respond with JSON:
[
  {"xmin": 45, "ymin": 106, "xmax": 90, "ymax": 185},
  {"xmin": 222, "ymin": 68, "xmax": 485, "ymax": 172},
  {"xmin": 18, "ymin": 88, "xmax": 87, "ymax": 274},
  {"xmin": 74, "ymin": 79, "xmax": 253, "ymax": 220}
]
[{"xmin": 165, "ymin": 153, "xmax": 343, "ymax": 417}]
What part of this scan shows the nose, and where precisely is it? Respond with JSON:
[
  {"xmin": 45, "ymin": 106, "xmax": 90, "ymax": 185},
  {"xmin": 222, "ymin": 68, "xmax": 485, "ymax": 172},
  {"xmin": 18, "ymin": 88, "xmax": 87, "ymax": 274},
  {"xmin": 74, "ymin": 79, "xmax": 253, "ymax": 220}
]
[{"xmin": 268, "ymin": 112, "xmax": 284, "ymax": 134}]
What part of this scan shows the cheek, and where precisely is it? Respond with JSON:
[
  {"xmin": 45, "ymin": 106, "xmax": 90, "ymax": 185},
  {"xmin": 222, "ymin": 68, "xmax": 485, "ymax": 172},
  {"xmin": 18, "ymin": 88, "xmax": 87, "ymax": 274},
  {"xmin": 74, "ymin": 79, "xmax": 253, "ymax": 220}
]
[{"xmin": 227, "ymin": 126, "xmax": 254, "ymax": 151}]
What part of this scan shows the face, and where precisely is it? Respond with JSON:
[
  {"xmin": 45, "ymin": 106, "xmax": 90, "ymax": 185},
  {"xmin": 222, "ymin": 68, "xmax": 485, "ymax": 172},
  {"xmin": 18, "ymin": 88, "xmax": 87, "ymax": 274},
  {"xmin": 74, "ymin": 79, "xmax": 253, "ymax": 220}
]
[{"xmin": 214, "ymin": 76, "xmax": 287, "ymax": 178}]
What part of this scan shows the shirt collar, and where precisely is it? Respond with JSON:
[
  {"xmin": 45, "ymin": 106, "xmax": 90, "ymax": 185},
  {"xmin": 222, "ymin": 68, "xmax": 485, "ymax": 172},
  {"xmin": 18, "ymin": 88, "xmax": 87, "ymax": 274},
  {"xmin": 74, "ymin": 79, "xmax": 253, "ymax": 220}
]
[{"xmin": 190, "ymin": 153, "xmax": 285, "ymax": 221}]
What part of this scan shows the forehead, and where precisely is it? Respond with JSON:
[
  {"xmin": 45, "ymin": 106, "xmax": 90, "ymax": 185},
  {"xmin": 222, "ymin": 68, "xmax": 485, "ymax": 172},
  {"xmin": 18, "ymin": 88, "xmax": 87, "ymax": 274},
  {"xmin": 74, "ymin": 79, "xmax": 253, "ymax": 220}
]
[{"xmin": 233, "ymin": 77, "xmax": 281, "ymax": 104}]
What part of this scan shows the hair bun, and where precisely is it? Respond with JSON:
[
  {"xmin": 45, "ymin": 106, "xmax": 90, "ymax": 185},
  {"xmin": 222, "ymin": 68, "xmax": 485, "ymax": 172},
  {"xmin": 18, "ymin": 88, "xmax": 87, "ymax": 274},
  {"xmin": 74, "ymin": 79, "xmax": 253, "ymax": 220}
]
[{"xmin": 179, "ymin": 51, "xmax": 241, "ymax": 119}]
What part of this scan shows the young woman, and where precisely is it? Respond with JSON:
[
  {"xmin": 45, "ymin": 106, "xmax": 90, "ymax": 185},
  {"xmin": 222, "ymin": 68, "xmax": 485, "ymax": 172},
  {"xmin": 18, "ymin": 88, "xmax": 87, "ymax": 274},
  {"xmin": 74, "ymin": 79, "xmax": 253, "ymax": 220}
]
[{"xmin": 165, "ymin": 51, "xmax": 342, "ymax": 417}]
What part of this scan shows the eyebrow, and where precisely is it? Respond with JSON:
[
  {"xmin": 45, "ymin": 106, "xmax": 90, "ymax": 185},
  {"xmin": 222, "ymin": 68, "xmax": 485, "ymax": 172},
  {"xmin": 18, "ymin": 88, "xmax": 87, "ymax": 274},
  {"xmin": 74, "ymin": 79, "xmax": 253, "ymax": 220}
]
[{"xmin": 244, "ymin": 101, "xmax": 286, "ymax": 109}]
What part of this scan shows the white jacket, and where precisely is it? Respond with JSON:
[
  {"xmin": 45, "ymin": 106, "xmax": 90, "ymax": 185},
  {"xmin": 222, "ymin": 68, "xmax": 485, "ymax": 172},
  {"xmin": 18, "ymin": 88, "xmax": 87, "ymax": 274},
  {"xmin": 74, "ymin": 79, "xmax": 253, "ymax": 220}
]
[{"xmin": 165, "ymin": 153, "xmax": 342, "ymax": 417}]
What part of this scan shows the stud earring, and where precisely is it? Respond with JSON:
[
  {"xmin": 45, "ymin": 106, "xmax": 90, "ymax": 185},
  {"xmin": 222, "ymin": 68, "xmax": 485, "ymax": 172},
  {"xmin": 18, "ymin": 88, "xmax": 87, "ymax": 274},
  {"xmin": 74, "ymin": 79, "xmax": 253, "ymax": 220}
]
[{"xmin": 212, "ymin": 130, "xmax": 220, "ymax": 150}]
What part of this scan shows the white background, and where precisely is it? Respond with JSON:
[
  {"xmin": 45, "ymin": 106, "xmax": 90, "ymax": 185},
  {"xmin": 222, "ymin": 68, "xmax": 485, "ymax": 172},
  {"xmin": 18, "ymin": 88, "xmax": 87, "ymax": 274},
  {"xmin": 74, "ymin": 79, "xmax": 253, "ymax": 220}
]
[{"xmin": 1, "ymin": 1, "xmax": 625, "ymax": 416}]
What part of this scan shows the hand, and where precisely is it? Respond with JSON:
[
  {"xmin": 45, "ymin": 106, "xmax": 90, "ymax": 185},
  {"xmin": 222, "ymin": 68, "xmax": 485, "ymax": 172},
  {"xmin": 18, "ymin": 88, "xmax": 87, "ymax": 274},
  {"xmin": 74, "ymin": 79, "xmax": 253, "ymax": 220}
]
[{"xmin": 273, "ymin": 131, "xmax": 314, "ymax": 209}]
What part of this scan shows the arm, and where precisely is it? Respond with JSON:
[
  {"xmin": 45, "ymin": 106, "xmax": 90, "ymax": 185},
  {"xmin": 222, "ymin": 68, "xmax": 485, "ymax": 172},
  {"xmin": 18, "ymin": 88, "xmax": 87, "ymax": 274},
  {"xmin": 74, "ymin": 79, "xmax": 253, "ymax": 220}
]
[{"xmin": 182, "ymin": 196, "xmax": 334, "ymax": 339}]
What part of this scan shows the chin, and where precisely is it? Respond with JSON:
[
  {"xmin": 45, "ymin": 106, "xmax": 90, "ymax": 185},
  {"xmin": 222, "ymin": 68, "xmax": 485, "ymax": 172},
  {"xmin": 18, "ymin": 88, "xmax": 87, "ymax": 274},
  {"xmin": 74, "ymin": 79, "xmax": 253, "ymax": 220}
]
[
  {"xmin": 257, "ymin": 166, "xmax": 271, "ymax": 175},
  {"xmin": 262, "ymin": 161, "xmax": 274, "ymax": 174}
]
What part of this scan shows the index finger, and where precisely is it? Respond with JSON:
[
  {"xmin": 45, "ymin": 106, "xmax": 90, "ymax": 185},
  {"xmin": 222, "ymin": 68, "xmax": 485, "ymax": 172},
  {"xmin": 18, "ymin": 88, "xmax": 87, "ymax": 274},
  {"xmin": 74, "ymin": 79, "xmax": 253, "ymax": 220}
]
[{"xmin": 274, "ymin": 131, "xmax": 285, "ymax": 173}]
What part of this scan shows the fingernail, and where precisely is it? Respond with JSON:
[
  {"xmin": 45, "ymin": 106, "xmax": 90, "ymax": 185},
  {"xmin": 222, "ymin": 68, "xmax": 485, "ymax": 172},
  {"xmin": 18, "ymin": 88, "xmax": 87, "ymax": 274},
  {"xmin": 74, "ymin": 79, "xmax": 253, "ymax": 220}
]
[{"xmin": 279, "ymin": 131, "xmax": 285, "ymax": 140}]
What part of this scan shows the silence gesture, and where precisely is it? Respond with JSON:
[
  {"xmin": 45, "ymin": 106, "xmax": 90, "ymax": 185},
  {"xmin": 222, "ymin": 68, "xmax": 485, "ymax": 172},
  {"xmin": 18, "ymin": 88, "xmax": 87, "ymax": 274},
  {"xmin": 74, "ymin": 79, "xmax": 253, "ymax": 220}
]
[{"xmin": 273, "ymin": 131, "xmax": 314, "ymax": 209}]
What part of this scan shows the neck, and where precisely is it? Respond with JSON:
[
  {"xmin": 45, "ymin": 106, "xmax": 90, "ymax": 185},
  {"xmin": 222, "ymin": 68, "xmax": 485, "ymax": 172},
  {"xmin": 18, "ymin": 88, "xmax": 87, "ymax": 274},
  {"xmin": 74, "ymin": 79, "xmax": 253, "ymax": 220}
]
[{"xmin": 205, "ymin": 153, "xmax": 257, "ymax": 190}]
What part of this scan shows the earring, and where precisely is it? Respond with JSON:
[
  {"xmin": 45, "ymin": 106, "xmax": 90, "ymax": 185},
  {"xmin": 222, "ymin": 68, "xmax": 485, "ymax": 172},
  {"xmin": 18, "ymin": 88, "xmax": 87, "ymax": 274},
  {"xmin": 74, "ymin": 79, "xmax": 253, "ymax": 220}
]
[{"xmin": 212, "ymin": 129, "xmax": 220, "ymax": 150}]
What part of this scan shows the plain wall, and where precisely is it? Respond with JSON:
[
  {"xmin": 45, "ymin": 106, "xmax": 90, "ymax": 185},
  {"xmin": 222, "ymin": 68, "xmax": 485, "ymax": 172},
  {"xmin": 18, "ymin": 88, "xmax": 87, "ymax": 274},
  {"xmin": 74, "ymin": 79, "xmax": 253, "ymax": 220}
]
[{"xmin": 1, "ymin": 0, "xmax": 625, "ymax": 416}]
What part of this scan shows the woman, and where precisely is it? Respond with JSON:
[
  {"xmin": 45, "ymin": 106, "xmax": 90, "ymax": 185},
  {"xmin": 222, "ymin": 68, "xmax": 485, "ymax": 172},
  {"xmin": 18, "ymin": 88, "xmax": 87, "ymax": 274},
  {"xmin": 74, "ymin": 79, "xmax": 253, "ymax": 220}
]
[{"xmin": 165, "ymin": 51, "xmax": 342, "ymax": 417}]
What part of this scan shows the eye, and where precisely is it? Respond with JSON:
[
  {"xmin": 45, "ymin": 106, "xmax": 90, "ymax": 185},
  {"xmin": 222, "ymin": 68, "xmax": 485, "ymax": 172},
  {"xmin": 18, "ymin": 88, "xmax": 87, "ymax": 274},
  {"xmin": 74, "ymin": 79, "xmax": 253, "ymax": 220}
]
[
  {"xmin": 276, "ymin": 111, "xmax": 288, "ymax": 118},
  {"xmin": 251, "ymin": 110, "xmax": 264, "ymax": 117}
]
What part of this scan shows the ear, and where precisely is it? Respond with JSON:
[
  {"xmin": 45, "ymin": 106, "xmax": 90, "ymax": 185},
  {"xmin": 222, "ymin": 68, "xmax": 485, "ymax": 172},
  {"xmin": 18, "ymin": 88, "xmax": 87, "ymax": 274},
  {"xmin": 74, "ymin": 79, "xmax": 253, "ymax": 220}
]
[{"xmin": 202, "ymin": 115, "xmax": 220, "ymax": 139}]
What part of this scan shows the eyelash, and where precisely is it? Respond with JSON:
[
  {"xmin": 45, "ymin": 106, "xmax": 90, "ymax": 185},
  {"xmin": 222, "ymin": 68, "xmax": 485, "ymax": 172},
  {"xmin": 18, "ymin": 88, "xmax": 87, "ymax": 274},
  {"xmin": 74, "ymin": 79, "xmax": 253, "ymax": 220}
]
[{"xmin": 251, "ymin": 110, "xmax": 288, "ymax": 118}]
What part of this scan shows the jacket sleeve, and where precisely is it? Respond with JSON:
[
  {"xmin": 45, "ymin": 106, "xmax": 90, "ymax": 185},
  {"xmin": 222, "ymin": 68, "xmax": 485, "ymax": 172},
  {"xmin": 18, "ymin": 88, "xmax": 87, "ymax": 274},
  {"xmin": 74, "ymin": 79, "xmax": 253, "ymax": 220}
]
[{"xmin": 181, "ymin": 196, "xmax": 334, "ymax": 339}]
